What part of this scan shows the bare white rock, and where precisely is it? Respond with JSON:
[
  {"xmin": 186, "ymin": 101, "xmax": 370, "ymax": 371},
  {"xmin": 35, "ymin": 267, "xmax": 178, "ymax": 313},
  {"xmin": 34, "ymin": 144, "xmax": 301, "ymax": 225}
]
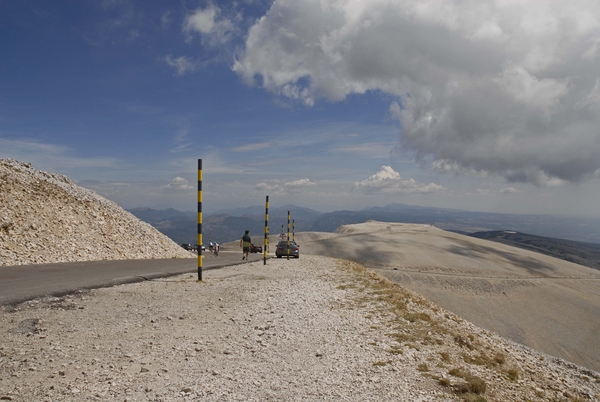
[{"xmin": 0, "ymin": 158, "xmax": 194, "ymax": 266}]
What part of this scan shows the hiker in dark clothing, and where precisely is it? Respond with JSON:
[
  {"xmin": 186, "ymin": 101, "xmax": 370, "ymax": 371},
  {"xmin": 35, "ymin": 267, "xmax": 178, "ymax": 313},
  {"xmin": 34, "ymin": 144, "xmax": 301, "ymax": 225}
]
[{"xmin": 240, "ymin": 230, "xmax": 251, "ymax": 260}]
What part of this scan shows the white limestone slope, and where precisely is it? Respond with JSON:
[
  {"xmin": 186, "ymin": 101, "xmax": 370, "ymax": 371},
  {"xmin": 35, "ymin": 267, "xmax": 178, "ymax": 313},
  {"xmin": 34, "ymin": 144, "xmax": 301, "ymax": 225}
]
[{"xmin": 0, "ymin": 159, "xmax": 194, "ymax": 266}]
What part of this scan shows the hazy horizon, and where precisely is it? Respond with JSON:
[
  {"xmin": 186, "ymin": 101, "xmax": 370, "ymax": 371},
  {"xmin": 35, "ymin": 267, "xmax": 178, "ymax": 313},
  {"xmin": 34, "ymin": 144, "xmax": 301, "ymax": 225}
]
[
  {"xmin": 127, "ymin": 202, "xmax": 600, "ymax": 245},
  {"xmin": 131, "ymin": 202, "xmax": 600, "ymax": 221}
]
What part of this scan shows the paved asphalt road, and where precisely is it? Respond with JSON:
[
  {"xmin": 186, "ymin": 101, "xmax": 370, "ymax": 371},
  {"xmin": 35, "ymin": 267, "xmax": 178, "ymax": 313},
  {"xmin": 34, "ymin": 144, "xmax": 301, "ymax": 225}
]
[{"xmin": 0, "ymin": 251, "xmax": 266, "ymax": 305}]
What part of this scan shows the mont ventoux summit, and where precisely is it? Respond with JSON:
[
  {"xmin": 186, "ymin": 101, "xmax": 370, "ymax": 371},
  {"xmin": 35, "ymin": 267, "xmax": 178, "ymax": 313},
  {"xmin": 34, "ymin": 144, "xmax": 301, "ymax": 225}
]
[{"xmin": 2, "ymin": 159, "xmax": 600, "ymax": 401}]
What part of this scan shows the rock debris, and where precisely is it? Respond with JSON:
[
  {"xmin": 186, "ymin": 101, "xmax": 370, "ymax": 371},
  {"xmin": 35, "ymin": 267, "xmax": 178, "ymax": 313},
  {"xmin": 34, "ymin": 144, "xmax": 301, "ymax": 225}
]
[
  {"xmin": 0, "ymin": 159, "xmax": 194, "ymax": 266},
  {"xmin": 1, "ymin": 256, "xmax": 599, "ymax": 401}
]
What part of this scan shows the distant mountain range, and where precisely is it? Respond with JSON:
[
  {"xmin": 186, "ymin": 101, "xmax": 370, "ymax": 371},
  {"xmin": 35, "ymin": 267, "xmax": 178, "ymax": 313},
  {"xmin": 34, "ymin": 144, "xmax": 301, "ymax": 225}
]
[
  {"xmin": 312, "ymin": 203, "xmax": 600, "ymax": 245},
  {"xmin": 128, "ymin": 202, "xmax": 600, "ymax": 246},
  {"xmin": 127, "ymin": 205, "xmax": 322, "ymax": 246}
]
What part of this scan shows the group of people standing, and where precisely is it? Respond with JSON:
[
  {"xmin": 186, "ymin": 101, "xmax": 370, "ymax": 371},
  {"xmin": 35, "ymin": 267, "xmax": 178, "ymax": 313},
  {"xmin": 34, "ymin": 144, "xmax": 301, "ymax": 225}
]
[
  {"xmin": 208, "ymin": 241, "xmax": 219, "ymax": 256},
  {"xmin": 203, "ymin": 230, "xmax": 257, "ymax": 261}
]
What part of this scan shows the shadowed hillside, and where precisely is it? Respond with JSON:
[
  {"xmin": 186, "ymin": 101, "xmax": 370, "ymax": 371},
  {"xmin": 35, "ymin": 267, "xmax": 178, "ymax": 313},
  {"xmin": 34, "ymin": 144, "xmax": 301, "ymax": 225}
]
[{"xmin": 467, "ymin": 230, "xmax": 600, "ymax": 270}]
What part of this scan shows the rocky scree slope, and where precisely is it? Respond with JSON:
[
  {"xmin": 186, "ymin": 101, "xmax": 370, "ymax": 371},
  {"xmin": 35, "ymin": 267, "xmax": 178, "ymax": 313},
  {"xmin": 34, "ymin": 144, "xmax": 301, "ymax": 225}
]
[{"xmin": 0, "ymin": 159, "xmax": 194, "ymax": 266}]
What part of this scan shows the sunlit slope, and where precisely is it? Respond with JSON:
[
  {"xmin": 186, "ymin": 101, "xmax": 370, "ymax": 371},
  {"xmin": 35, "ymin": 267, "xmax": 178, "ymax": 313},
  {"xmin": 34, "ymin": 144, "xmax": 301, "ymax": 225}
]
[{"xmin": 297, "ymin": 221, "xmax": 600, "ymax": 372}]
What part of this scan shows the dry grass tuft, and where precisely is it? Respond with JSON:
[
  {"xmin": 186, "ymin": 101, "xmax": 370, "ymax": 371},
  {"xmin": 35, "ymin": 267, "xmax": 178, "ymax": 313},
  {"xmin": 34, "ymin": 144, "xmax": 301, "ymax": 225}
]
[
  {"xmin": 404, "ymin": 312, "xmax": 431, "ymax": 322},
  {"xmin": 462, "ymin": 352, "xmax": 499, "ymax": 368},
  {"xmin": 448, "ymin": 367, "xmax": 487, "ymax": 395},
  {"xmin": 440, "ymin": 352, "xmax": 452, "ymax": 363},
  {"xmin": 493, "ymin": 352, "xmax": 505, "ymax": 365},
  {"xmin": 506, "ymin": 367, "xmax": 519, "ymax": 381},
  {"xmin": 460, "ymin": 395, "xmax": 488, "ymax": 402},
  {"xmin": 454, "ymin": 335, "xmax": 475, "ymax": 350},
  {"xmin": 333, "ymin": 258, "xmax": 542, "ymax": 401}
]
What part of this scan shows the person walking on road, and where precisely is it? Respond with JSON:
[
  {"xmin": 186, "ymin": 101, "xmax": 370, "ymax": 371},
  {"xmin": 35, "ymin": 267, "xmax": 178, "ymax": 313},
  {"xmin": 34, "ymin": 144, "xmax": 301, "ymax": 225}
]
[{"xmin": 240, "ymin": 230, "xmax": 251, "ymax": 260}]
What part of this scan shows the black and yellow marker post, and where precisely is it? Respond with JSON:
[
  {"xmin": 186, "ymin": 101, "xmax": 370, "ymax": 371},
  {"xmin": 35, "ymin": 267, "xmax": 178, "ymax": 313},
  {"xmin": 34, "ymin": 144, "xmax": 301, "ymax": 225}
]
[
  {"xmin": 292, "ymin": 219, "xmax": 295, "ymax": 242},
  {"xmin": 197, "ymin": 159, "xmax": 203, "ymax": 281},
  {"xmin": 287, "ymin": 210, "xmax": 291, "ymax": 260},
  {"xmin": 264, "ymin": 195, "xmax": 269, "ymax": 265}
]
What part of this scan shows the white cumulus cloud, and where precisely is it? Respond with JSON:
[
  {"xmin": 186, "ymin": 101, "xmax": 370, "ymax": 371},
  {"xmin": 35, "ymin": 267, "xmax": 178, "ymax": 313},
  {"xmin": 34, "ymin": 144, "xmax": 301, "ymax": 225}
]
[
  {"xmin": 164, "ymin": 177, "xmax": 194, "ymax": 191},
  {"xmin": 354, "ymin": 166, "xmax": 444, "ymax": 194},
  {"xmin": 183, "ymin": 5, "xmax": 236, "ymax": 45},
  {"xmin": 234, "ymin": 0, "xmax": 600, "ymax": 186},
  {"xmin": 165, "ymin": 55, "xmax": 201, "ymax": 76}
]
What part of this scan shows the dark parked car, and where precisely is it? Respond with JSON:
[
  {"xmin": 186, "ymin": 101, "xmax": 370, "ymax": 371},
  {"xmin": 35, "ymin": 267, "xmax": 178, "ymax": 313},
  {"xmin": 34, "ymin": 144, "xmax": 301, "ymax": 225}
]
[
  {"xmin": 250, "ymin": 243, "xmax": 263, "ymax": 253},
  {"xmin": 181, "ymin": 243, "xmax": 193, "ymax": 251},
  {"xmin": 275, "ymin": 240, "xmax": 299, "ymax": 258}
]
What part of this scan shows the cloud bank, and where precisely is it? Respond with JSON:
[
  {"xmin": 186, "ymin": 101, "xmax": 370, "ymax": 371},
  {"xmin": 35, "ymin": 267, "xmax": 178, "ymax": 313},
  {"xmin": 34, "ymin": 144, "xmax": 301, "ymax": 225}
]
[
  {"xmin": 256, "ymin": 178, "xmax": 315, "ymax": 195},
  {"xmin": 233, "ymin": 0, "xmax": 600, "ymax": 186}
]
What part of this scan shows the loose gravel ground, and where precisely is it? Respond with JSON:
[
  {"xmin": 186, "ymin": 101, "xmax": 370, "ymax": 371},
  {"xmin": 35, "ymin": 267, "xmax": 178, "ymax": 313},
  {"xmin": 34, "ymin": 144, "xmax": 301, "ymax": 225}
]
[{"xmin": 1, "ymin": 255, "xmax": 599, "ymax": 401}]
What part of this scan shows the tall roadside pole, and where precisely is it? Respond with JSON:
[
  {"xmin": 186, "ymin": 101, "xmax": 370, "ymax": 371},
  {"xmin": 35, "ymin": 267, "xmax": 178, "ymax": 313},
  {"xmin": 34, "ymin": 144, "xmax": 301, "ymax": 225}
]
[
  {"xmin": 287, "ymin": 210, "xmax": 291, "ymax": 260},
  {"xmin": 292, "ymin": 219, "xmax": 295, "ymax": 242},
  {"xmin": 264, "ymin": 195, "xmax": 269, "ymax": 265},
  {"xmin": 197, "ymin": 159, "xmax": 203, "ymax": 281}
]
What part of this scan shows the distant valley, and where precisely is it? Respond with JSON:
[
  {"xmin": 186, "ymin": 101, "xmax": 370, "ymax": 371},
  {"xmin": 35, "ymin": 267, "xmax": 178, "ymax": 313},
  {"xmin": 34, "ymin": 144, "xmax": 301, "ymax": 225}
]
[{"xmin": 466, "ymin": 230, "xmax": 600, "ymax": 271}]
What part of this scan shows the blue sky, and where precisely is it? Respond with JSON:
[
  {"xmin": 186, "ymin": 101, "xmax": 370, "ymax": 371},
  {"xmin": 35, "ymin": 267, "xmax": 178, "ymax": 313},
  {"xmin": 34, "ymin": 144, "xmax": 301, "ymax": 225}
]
[{"xmin": 2, "ymin": 0, "xmax": 600, "ymax": 217}]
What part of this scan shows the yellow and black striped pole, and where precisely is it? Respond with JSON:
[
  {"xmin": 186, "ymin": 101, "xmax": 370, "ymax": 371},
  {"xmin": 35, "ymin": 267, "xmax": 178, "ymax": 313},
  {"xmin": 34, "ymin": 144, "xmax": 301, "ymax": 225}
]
[
  {"xmin": 197, "ymin": 159, "xmax": 203, "ymax": 281},
  {"xmin": 264, "ymin": 195, "xmax": 269, "ymax": 265},
  {"xmin": 287, "ymin": 210, "xmax": 290, "ymax": 260},
  {"xmin": 292, "ymin": 219, "xmax": 295, "ymax": 242}
]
